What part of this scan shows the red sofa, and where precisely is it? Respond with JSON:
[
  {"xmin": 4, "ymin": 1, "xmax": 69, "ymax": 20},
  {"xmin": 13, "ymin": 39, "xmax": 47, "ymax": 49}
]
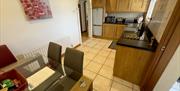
[{"xmin": 0, "ymin": 45, "xmax": 17, "ymax": 68}]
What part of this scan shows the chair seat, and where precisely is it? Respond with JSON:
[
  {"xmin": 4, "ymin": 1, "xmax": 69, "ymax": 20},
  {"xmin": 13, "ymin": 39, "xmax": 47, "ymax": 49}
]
[
  {"xmin": 46, "ymin": 80, "xmax": 64, "ymax": 91},
  {"xmin": 64, "ymin": 66, "xmax": 82, "ymax": 81},
  {"xmin": 48, "ymin": 58, "xmax": 64, "ymax": 74},
  {"xmin": 58, "ymin": 76, "xmax": 77, "ymax": 91}
]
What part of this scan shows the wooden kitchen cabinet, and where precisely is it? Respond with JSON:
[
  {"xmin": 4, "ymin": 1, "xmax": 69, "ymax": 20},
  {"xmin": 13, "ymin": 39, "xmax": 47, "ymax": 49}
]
[
  {"xmin": 115, "ymin": 25, "xmax": 126, "ymax": 39},
  {"xmin": 131, "ymin": 0, "xmax": 149, "ymax": 12},
  {"xmin": 92, "ymin": 0, "xmax": 105, "ymax": 8},
  {"xmin": 106, "ymin": 0, "xmax": 150, "ymax": 12},
  {"xmin": 116, "ymin": 0, "xmax": 131, "ymax": 12},
  {"xmin": 106, "ymin": 0, "xmax": 118, "ymax": 13},
  {"xmin": 102, "ymin": 24, "xmax": 125, "ymax": 40},
  {"xmin": 103, "ymin": 24, "xmax": 116, "ymax": 39},
  {"xmin": 114, "ymin": 46, "xmax": 153, "ymax": 85}
]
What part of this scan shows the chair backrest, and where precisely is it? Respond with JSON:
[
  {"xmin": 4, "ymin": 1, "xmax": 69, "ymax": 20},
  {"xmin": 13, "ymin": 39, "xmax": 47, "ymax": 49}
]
[
  {"xmin": 48, "ymin": 42, "xmax": 62, "ymax": 64},
  {"xmin": 0, "ymin": 45, "xmax": 17, "ymax": 68},
  {"xmin": 64, "ymin": 48, "xmax": 84, "ymax": 77}
]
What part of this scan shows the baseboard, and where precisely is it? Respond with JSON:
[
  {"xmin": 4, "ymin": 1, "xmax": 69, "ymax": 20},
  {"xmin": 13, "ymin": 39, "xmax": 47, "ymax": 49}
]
[{"xmin": 74, "ymin": 44, "xmax": 81, "ymax": 49}]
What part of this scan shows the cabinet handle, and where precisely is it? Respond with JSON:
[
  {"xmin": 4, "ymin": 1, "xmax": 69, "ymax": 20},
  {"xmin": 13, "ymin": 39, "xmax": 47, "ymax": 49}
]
[{"xmin": 160, "ymin": 46, "xmax": 166, "ymax": 52}]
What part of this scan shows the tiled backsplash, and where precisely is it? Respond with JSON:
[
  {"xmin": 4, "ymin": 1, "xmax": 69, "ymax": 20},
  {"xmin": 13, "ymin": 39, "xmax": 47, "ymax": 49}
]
[{"xmin": 107, "ymin": 12, "xmax": 144, "ymax": 19}]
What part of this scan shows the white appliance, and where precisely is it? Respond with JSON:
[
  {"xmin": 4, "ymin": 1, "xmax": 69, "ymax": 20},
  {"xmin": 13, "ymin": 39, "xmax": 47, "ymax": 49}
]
[{"xmin": 92, "ymin": 8, "xmax": 103, "ymax": 36}]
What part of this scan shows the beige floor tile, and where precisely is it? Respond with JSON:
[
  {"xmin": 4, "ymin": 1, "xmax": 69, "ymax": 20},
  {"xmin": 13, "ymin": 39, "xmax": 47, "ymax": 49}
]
[
  {"xmin": 86, "ymin": 42, "xmax": 97, "ymax": 48},
  {"xmin": 95, "ymin": 39, "xmax": 104, "ymax": 43},
  {"xmin": 132, "ymin": 84, "xmax": 140, "ymax": 91},
  {"xmin": 83, "ymin": 58, "xmax": 91, "ymax": 68},
  {"xmin": 86, "ymin": 62, "xmax": 102, "ymax": 73},
  {"xmin": 97, "ymin": 43, "xmax": 106, "ymax": 47},
  {"xmin": 110, "ymin": 81, "xmax": 132, "ymax": 91},
  {"xmin": 104, "ymin": 57, "xmax": 115, "ymax": 68},
  {"xmin": 76, "ymin": 45, "xmax": 85, "ymax": 50},
  {"xmin": 93, "ymin": 75, "xmax": 112, "ymax": 91},
  {"xmin": 103, "ymin": 45, "xmax": 110, "ymax": 49},
  {"xmin": 88, "ymin": 49, "xmax": 100, "ymax": 54},
  {"xmin": 113, "ymin": 77, "xmax": 133, "ymax": 88},
  {"xmin": 80, "ymin": 47, "xmax": 89, "ymax": 53},
  {"xmin": 93, "ymin": 55, "xmax": 107, "ymax": 64},
  {"xmin": 84, "ymin": 54, "xmax": 95, "ymax": 60},
  {"xmin": 102, "ymin": 48, "xmax": 113, "ymax": 52},
  {"xmin": 111, "ymin": 50, "xmax": 116, "ymax": 53},
  {"xmin": 104, "ymin": 40, "xmax": 112, "ymax": 45},
  {"xmin": 99, "ymin": 39, "xmax": 110, "ymax": 43},
  {"xmin": 83, "ymin": 69, "xmax": 97, "ymax": 80},
  {"xmin": 98, "ymin": 50, "xmax": 111, "ymax": 57},
  {"xmin": 99, "ymin": 65, "xmax": 113, "ymax": 79},
  {"xmin": 85, "ymin": 52, "xmax": 96, "ymax": 60},
  {"xmin": 109, "ymin": 52, "xmax": 116, "ymax": 59},
  {"xmin": 93, "ymin": 45, "xmax": 103, "ymax": 49}
]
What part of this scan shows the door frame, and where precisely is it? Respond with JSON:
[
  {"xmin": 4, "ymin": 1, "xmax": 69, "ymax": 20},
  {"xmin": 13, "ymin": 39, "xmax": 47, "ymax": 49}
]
[
  {"xmin": 78, "ymin": 4, "xmax": 83, "ymax": 33},
  {"xmin": 84, "ymin": 1, "xmax": 88, "ymax": 32},
  {"xmin": 141, "ymin": 0, "xmax": 180, "ymax": 91}
]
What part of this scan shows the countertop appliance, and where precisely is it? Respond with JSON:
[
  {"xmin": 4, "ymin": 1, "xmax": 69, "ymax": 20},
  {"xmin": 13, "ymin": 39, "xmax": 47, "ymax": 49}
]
[
  {"xmin": 93, "ymin": 8, "xmax": 103, "ymax": 36},
  {"xmin": 105, "ymin": 16, "xmax": 116, "ymax": 24},
  {"xmin": 116, "ymin": 17, "xmax": 125, "ymax": 24}
]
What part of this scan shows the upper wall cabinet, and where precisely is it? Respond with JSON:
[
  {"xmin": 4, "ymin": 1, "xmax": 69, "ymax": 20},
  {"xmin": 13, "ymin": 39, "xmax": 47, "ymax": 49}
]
[
  {"xmin": 116, "ymin": 0, "xmax": 131, "ymax": 12},
  {"xmin": 106, "ymin": 0, "xmax": 150, "ymax": 13},
  {"xmin": 131, "ymin": 0, "xmax": 149, "ymax": 12},
  {"xmin": 106, "ymin": 0, "xmax": 117, "ymax": 12},
  {"xmin": 92, "ymin": 0, "xmax": 105, "ymax": 8}
]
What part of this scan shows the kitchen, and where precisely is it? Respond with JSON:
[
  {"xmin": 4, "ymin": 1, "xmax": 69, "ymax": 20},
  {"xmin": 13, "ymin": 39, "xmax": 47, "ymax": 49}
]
[{"xmin": 92, "ymin": 0, "xmax": 178, "ymax": 90}]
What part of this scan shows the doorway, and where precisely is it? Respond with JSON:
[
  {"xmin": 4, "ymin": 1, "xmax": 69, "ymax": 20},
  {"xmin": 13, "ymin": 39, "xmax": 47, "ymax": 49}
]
[{"xmin": 78, "ymin": 0, "xmax": 89, "ymax": 43}]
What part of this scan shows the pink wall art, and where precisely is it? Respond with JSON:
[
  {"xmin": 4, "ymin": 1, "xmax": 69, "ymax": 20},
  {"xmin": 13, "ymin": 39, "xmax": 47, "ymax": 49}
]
[{"xmin": 20, "ymin": 0, "xmax": 52, "ymax": 20}]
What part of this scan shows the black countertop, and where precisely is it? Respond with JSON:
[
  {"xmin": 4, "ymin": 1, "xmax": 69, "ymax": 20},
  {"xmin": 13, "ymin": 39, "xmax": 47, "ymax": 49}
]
[{"xmin": 117, "ymin": 32, "xmax": 157, "ymax": 51}]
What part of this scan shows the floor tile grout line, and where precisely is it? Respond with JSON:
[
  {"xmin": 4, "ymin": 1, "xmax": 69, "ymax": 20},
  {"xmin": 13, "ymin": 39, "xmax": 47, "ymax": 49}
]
[
  {"xmin": 80, "ymin": 38, "xmax": 135, "ymax": 91},
  {"xmin": 112, "ymin": 78, "xmax": 134, "ymax": 89}
]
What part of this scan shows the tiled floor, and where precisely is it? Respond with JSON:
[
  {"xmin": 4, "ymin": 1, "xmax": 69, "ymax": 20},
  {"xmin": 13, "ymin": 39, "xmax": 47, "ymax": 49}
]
[
  {"xmin": 82, "ymin": 32, "xmax": 89, "ymax": 42},
  {"xmin": 76, "ymin": 38, "xmax": 140, "ymax": 91}
]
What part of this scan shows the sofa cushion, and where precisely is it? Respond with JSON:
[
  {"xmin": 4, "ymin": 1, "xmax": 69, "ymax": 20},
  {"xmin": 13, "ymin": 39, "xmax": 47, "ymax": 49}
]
[{"xmin": 0, "ymin": 45, "xmax": 17, "ymax": 68}]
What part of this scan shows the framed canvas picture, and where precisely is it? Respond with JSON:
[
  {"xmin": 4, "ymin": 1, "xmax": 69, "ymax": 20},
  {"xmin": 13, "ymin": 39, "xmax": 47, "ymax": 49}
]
[{"xmin": 20, "ymin": 0, "xmax": 52, "ymax": 20}]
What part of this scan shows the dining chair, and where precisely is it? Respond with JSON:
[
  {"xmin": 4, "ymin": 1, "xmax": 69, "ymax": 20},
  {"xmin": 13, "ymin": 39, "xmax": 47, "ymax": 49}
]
[
  {"xmin": 47, "ymin": 42, "xmax": 63, "ymax": 73},
  {"xmin": 63, "ymin": 48, "xmax": 84, "ymax": 81},
  {"xmin": 53, "ymin": 48, "xmax": 84, "ymax": 91}
]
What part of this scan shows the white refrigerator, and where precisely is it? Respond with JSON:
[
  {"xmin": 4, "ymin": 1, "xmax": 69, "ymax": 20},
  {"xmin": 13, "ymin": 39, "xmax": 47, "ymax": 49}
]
[{"xmin": 92, "ymin": 8, "xmax": 103, "ymax": 36}]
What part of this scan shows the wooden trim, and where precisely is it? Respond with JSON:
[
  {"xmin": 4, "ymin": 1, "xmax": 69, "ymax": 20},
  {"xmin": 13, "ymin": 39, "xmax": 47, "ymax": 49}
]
[
  {"xmin": 74, "ymin": 44, "xmax": 81, "ymax": 49},
  {"xmin": 84, "ymin": 1, "xmax": 88, "ymax": 32},
  {"xmin": 141, "ymin": 0, "xmax": 180, "ymax": 90}
]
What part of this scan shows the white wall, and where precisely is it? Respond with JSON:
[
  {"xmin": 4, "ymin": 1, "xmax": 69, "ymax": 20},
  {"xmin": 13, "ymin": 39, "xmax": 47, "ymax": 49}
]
[
  {"xmin": 0, "ymin": 0, "xmax": 81, "ymax": 55},
  {"xmin": 146, "ymin": 0, "xmax": 157, "ymax": 22},
  {"xmin": 154, "ymin": 45, "xmax": 180, "ymax": 91}
]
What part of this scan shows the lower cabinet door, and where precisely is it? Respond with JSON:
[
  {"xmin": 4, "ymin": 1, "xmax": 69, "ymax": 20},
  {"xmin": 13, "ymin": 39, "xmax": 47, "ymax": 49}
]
[{"xmin": 103, "ymin": 24, "xmax": 116, "ymax": 39}]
